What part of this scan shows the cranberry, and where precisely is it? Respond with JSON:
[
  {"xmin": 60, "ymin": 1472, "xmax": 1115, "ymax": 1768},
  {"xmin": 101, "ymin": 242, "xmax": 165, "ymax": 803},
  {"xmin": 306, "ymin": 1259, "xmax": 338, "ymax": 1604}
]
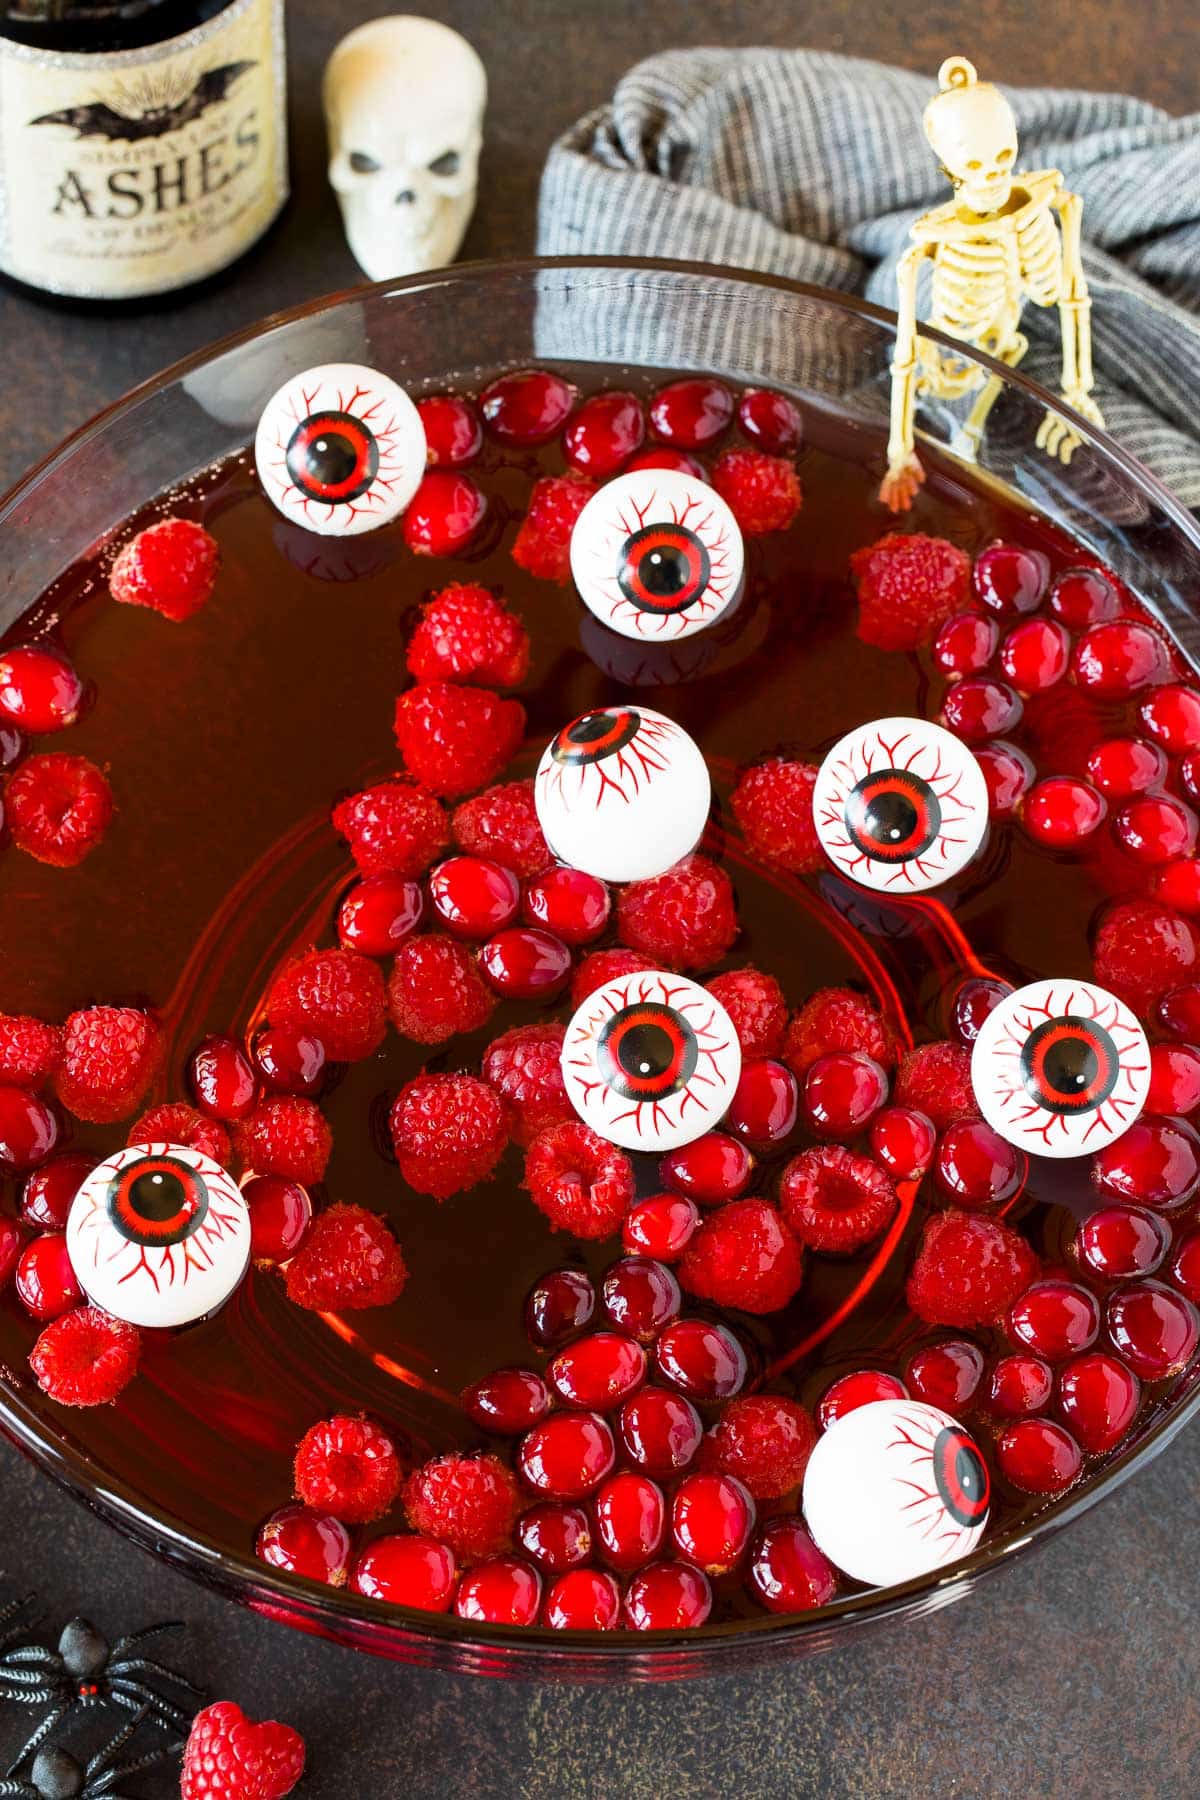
[
  {"xmin": 1183, "ymin": 751, "xmax": 1200, "ymax": 804},
  {"xmin": 479, "ymin": 927, "xmax": 571, "ymax": 1000},
  {"xmin": 0, "ymin": 724, "xmax": 24, "ymax": 768},
  {"xmin": 416, "ymin": 393, "xmax": 483, "ymax": 468},
  {"xmin": 563, "ymin": 390, "xmax": 645, "ymax": 476},
  {"xmin": 1058, "ymin": 1351, "xmax": 1140, "ymax": 1453},
  {"xmin": 480, "ymin": 369, "xmax": 576, "ymax": 445},
  {"xmin": 623, "ymin": 1560, "xmax": 712, "ymax": 1629},
  {"xmin": 1145, "ymin": 1043, "xmax": 1200, "ymax": 1116},
  {"xmin": 951, "ymin": 978, "xmax": 1012, "ymax": 1046},
  {"xmin": 19, "ymin": 1152, "xmax": 94, "ymax": 1230},
  {"xmin": 1049, "ymin": 566, "xmax": 1119, "ymax": 629},
  {"xmin": 15, "ymin": 1232, "xmax": 81, "ymax": 1320},
  {"xmin": 0, "ymin": 1087, "xmax": 57, "ymax": 1173},
  {"xmin": 1116, "ymin": 795, "xmax": 1198, "ymax": 866},
  {"xmin": 905, "ymin": 1340, "xmax": 985, "ymax": 1414},
  {"xmin": 1076, "ymin": 1205, "xmax": 1170, "ymax": 1281},
  {"xmin": 1170, "ymin": 1230, "xmax": 1200, "ymax": 1301},
  {"xmin": 746, "ymin": 1517, "xmax": 837, "ymax": 1613},
  {"xmin": 525, "ymin": 1267, "xmax": 595, "ymax": 1348},
  {"xmin": 622, "ymin": 1193, "xmax": 700, "ymax": 1261},
  {"xmin": 1106, "ymin": 1281, "xmax": 1199, "ymax": 1378},
  {"xmin": 726, "ymin": 1058, "xmax": 799, "ymax": 1146},
  {"xmin": 0, "ymin": 645, "xmax": 84, "ymax": 735},
  {"xmin": 802, "ymin": 1051, "xmax": 887, "ymax": 1137},
  {"xmin": 244, "ymin": 1175, "xmax": 312, "ymax": 1264},
  {"xmin": 933, "ymin": 612, "xmax": 998, "ymax": 676},
  {"xmin": 659, "ymin": 1132, "xmax": 751, "ymax": 1205},
  {"xmin": 987, "ymin": 1354, "xmax": 1052, "ymax": 1417},
  {"xmin": 618, "ymin": 1386, "xmax": 702, "ymax": 1476},
  {"xmin": 1157, "ymin": 983, "xmax": 1200, "ymax": 1041},
  {"xmin": 189, "ymin": 1034, "xmax": 257, "ymax": 1122},
  {"xmin": 625, "ymin": 447, "xmax": 706, "ymax": 479},
  {"xmin": 1086, "ymin": 735, "xmax": 1168, "ymax": 800},
  {"xmin": 517, "ymin": 1502, "xmax": 593, "ymax": 1572},
  {"xmin": 462, "ymin": 1366, "xmax": 552, "ymax": 1434},
  {"xmin": 654, "ymin": 1318, "xmax": 747, "ymax": 1401},
  {"xmin": 1093, "ymin": 1115, "xmax": 1200, "ymax": 1210},
  {"xmin": 517, "ymin": 1412, "xmax": 616, "ymax": 1498},
  {"xmin": 252, "ymin": 1026, "xmax": 326, "ymax": 1096},
  {"xmin": 973, "ymin": 542, "xmax": 1049, "ymax": 615},
  {"xmin": 816, "ymin": 1369, "xmax": 906, "ymax": 1430},
  {"xmin": 671, "ymin": 1471, "xmax": 755, "ymax": 1574},
  {"xmin": 338, "ymin": 874, "xmax": 423, "ymax": 956},
  {"xmin": 975, "ymin": 740, "xmax": 1035, "ymax": 816},
  {"xmin": 454, "ymin": 1555, "xmax": 541, "ymax": 1625},
  {"xmin": 942, "ymin": 676, "xmax": 1023, "ymax": 742},
  {"xmin": 542, "ymin": 1568, "xmax": 621, "ymax": 1630},
  {"xmin": 1008, "ymin": 1279, "xmax": 1100, "ymax": 1361},
  {"xmin": 997, "ymin": 1418, "xmax": 1082, "ymax": 1493},
  {"xmin": 601, "ymin": 1257, "xmax": 681, "ymax": 1341},
  {"xmin": 0, "ymin": 1217, "xmax": 22, "ymax": 1289},
  {"xmin": 868, "ymin": 1107, "xmax": 936, "ymax": 1182},
  {"xmin": 429, "ymin": 855, "xmax": 520, "ymax": 938},
  {"xmin": 1073, "ymin": 620, "xmax": 1171, "ymax": 697},
  {"xmin": 934, "ymin": 1119, "xmax": 1026, "ymax": 1209},
  {"xmin": 1139, "ymin": 683, "xmax": 1200, "ymax": 753},
  {"xmin": 523, "ymin": 866, "xmax": 610, "ymax": 944},
  {"xmin": 548, "ymin": 1332, "xmax": 647, "ymax": 1411},
  {"xmin": 1154, "ymin": 859, "xmax": 1200, "ymax": 914},
  {"xmin": 593, "ymin": 1471, "xmax": 666, "ymax": 1571},
  {"xmin": 649, "ymin": 377, "xmax": 734, "ymax": 448},
  {"xmin": 1000, "ymin": 618, "xmax": 1070, "ymax": 692},
  {"xmin": 352, "ymin": 1534, "xmax": 459, "ymax": 1610},
  {"xmin": 256, "ymin": 1505, "xmax": 352, "ymax": 1587},
  {"xmin": 1022, "ymin": 776, "xmax": 1106, "ymax": 849},
  {"xmin": 402, "ymin": 472, "xmax": 487, "ymax": 557}
]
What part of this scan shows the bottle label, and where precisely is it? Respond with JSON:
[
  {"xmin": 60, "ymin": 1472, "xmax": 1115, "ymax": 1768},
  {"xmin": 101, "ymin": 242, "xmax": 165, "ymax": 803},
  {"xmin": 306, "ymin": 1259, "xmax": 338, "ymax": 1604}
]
[{"xmin": 0, "ymin": 0, "xmax": 287, "ymax": 298}]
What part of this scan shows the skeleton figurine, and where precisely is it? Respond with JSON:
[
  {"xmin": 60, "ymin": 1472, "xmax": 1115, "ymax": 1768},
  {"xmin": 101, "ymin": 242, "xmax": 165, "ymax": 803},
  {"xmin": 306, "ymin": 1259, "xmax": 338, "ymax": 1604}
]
[
  {"xmin": 881, "ymin": 56, "xmax": 1103, "ymax": 512},
  {"xmin": 324, "ymin": 16, "xmax": 486, "ymax": 282}
]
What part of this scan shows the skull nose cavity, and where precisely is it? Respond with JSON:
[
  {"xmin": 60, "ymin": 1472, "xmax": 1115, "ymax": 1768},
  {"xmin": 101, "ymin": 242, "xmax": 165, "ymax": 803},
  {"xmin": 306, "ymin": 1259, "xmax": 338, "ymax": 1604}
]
[{"xmin": 394, "ymin": 189, "xmax": 417, "ymax": 205}]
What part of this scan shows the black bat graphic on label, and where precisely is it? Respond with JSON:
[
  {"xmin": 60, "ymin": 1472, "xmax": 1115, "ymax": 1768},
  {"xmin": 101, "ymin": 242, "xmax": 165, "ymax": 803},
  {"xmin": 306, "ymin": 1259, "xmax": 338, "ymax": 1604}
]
[{"xmin": 30, "ymin": 60, "xmax": 255, "ymax": 141}]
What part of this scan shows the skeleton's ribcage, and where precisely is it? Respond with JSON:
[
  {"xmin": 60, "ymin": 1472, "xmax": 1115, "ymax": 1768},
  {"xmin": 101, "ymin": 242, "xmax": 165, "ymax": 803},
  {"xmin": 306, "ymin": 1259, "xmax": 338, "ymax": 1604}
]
[
  {"xmin": 1016, "ymin": 209, "xmax": 1064, "ymax": 307},
  {"xmin": 928, "ymin": 213, "xmax": 1064, "ymax": 344}
]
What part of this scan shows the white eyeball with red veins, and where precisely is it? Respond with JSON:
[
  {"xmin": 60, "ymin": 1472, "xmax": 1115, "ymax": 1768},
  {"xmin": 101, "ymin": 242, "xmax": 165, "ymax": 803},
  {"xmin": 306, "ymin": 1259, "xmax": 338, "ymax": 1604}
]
[
  {"xmin": 534, "ymin": 706, "xmax": 711, "ymax": 883},
  {"xmin": 66, "ymin": 1143, "xmax": 251, "ymax": 1329},
  {"xmin": 570, "ymin": 469, "xmax": 744, "ymax": 642},
  {"xmin": 561, "ymin": 968, "xmax": 742, "ymax": 1152},
  {"xmin": 971, "ymin": 978, "xmax": 1151, "ymax": 1158},
  {"xmin": 255, "ymin": 362, "xmax": 426, "ymax": 537},
  {"xmin": 813, "ymin": 716, "xmax": 988, "ymax": 893},
  {"xmin": 802, "ymin": 1399, "xmax": 990, "ymax": 1587}
]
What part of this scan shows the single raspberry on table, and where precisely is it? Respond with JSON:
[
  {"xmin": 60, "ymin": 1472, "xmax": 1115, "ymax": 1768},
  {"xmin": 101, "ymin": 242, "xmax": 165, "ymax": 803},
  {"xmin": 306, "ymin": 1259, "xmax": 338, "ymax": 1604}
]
[
  {"xmin": 284, "ymin": 1202, "xmax": 406, "ymax": 1312},
  {"xmin": 711, "ymin": 448, "xmax": 802, "ymax": 534},
  {"xmin": 54, "ymin": 1006, "xmax": 162, "ymax": 1124},
  {"xmin": 616, "ymin": 853, "xmax": 737, "ymax": 972},
  {"xmin": 570, "ymin": 948, "xmax": 655, "ymax": 1008},
  {"xmin": 387, "ymin": 933, "xmax": 495, "ymax": 1044},
  {"xmin": 265, "ymin": 946, "xmax": 385, "ymax": 1063},
  {"xmin": 731, "ymin": 758, "xmax": 823, "ymax": 872},
  {"xmin": 779, "ymin": 1145, "xmax": 897, "ymax": 1253},
  {"xmin": 782, "ymin": 985, "xmax": 897, "ymax": 1075},
  {"xmin": 293, "ymin": 1413, "xmax": 401, "ymax": 1524},
  {"xmin": 390, "ymin": 1072, "xmax": 509, "ymax": 1199},
  {"xmin": 524, "ymin": 1120, "xmax": 635, "ymax": 1240},
  {"xmin": 893, "ymin": 1040, "xmax": 977, "ymax": 1131},
  {"xmin": 234, "ymin": 1095, "xmax": 332, "ymax": 1186},
  {"xmin": 403, "ymin": 1451, "xmax": 521, "ymax": 1560},
  {"xmin": 451, "ymin": 779, "xmax": 551, "ymax": 877},
  {"xmin": 706, "ymin": 967, "xmax": 788, "ymax": 1060},
  {"xmin": 1093, "ymin": 897, "xmax": 1200, "ymax": 1011},
  {"xmin": 850, "ymin": 531, "xmax": 971, "ymax": 652},
  {"xmin": 331, "ymin": 776, "xmax": 447, "ymax": 878},
  {"xmin": 907, "ymin": 1208, "xmax": 1039, "ymax": 1328},
  {"xmin": 707, "ymin": 1394, "xmax": 817, "ymax": 1497},
  {"xmin": 6, "ymin": 752, "xmax": 114, "ymax": 866},
  {"xmin": 0, "ymin": 1013, "xmax": 62, "ymax": 1089},
  {"xmin": 482, "ymin": 1022, "xmax": 571, "ymax": 1145},
  {"xmin": 511, "ymin": 473, "xmax": 596, "ymax": 583},
  {"xmin": 394, "ymin": 680, "xmax": 526, "ymax": 799},
  {"xmin": 679, "ymin": 1198, "xmax": 804, "ymax": 1313},
  {"xmin": 29, "ymin": 1305, "xmax": 140, "ymax": 1405},
  {"xmin": 110, "ymin": 517, "xmax": 219, "ymax": 623},
  {"xmin": 181, "ymin": 1700, "xmax": 304, "ymax": 1800},
  {"xmin": 407, "ymin": 583, "xmax": 530, "ymax": 688},
  {"xmin": 127, "ymin": 1102, "xmax": 230, "ymax": 1167}
]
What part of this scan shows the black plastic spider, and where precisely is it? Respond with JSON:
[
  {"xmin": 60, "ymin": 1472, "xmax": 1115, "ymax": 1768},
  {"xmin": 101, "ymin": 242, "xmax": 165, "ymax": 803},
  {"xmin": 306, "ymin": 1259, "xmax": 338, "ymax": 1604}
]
[{"xmin": 0, "ymin": 1706, "xmax": 180, "ymax": 1798}]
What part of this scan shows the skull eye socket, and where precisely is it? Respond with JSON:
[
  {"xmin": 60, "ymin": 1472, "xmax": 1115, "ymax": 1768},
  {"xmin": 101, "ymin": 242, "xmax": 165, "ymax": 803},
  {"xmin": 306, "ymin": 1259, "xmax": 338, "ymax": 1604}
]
[
  {"xmin": 996, "ymin": 147, "xmax": 1015, "ymax": 164},
  {"xmin": 107, "ymin": 1153, "xmax": 209, "ymax": 1248},
  {"xmin": 349, "ymin": 150, "xmax": 382, "ymax": 174},
  {"xmin": 428, "ymin": 150, "xmax": 462, "ymax": 177}
]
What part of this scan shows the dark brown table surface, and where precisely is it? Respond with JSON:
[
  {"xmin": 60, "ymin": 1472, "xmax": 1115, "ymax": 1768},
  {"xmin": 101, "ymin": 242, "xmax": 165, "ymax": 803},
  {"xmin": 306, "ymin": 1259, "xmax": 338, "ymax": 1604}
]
[{"xmin": 2, "ymin": 3, "xmax": 1198, "ymax": 1795}]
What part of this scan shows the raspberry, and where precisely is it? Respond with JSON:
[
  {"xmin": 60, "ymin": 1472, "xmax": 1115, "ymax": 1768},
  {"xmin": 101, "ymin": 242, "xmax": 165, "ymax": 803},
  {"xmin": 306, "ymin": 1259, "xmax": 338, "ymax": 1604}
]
[
  {"xmin": 893, "ymin": 1040, "xmax": 977, "ymax": 1130},
  {"xmin": 293, "ymin": 1414, "xmax": 401, "ymax": 1523},
  {"xmin": 708, "ymin": 1394, "xmax": 816, "ymax": 1497},
  {"xmin": 451, "ymin": 779, "xmax": 550, "ymax": 877},
  {"xmin": 331, "ymin": 777, "xmax": 447, "ymax": 878},
  {"xmin": 29, "ymin": 1305, "xmax": 140, "ymax": 1405},
  {"xmin": 616, "ymin": 853, "xmax": 737, "ymax": 972},
  {"xmin": 127, "ymin": 1102, "xmax": 230, "ymax": 1166},
  {"xmin": 782, "ymin": 986, "xmax": 896, "ymax": 1076},
  {"xmin": 265, "ymin": 947, "xmax": 385, "ymax": 1063},
  {"xmin": 731, "ymin": 757, "xmax": 822, "ymax": 872},
  {"xmin": 110, "ymin": 517, "xmax": 219, "ymax": 623},
  {"xmin": 679, "ymin": 1198, "xmax": 804, "ymax": 1313},
  {"xmin": 570, "ymin": 948, "xmax": 655, "ymax": 1008},
  {"xmin": 705, "ymin": 967, "xmax": 787, "ymax": 1060},
  {"xmin": 0, "ymin": 1013, "xmax": 61, "ymax": 1088},
  {"xmin": 181, "ymin": 1700, "xmax": 304, "ymax": 1800},
  {"xmin": 6, "ymin": 752, "xmax": 114, "ymax": 866},
  {"xmin": 524, "ymin": 1121, "xmax": 635, "ymax": 1239},
  {"xmin": 711, "ymin": 448, "xmax": 802, "ymax": 534},
  {"xmin": 403, "ymin": 1451, "xmax": 520, "ymax": 1560},
  {"xmin": 1094, "ymin": 898, "xmax": 1200, "ymax": 1011},
  {"xmin": 779, "ymin": 1145, "xmax": 897, "ymax": 1253},
  {"xmin": 407, "ymin": 583, "xmax": 530, "ymax": 688},
  {"xmin": 481, "ymin": 1022, "xmax": 571, "ymax": 1145},
  {"xmin": 390, "ymin": 1072, "xmax": 509, "ymax": 1199},
  {"xmin": 386, "ymin": 933, "xmax": 495, "ymax": 1044},
  {"xmin": 54, "ymin": 1006, "xmax": 162, "ymax": 1124},
  {"xmin": 233, "ymin": 1096, "xmax": 332, "ymax": 1185},
  {"xmin": 511, "ymin": 473, "xmax": 596, "ymax": 582},
  {"xmin": 906, "ymin": 1208, "xmax": 1039, "ymax": 1327},
  {"xmin": 284, "ymin": 1202, "xmax": 406, "ymax": 1311},
  {"xmin": 394, "ymin": 680, "xmax": 525, "ymax": 798},
  {"xmin": 850, "ymin": 531, "xmax": 971, "ymax": 652}
]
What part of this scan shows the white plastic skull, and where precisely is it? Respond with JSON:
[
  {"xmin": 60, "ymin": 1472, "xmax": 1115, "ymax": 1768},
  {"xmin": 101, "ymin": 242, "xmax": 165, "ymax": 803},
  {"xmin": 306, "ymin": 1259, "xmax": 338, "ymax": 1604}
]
[
  {"xmin": 323, "ymin": 16, "xmax": 486, "ymax": 282},
  {"xmin": 923, "ymin": 57, "xmax": 1019, "ymax": 216}
]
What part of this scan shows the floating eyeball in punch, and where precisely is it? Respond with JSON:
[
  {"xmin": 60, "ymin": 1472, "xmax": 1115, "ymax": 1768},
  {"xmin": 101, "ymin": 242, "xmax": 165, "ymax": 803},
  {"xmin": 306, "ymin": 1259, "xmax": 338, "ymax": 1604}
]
[
  {"xmin": 570, "ymin": 469, "xmax": 744, "ymax": 643},
  {"xmin": 255, "ymin": 362, "xmax": 426, "ymax": 536},
  {"xmin": 534, "ymin": 706, "xmax": 711, "ymax": 883},
  {"xmin": 802, "ymin": 1399, "xmax": 990, "ymax": 1588},
  {"xmin": 562, "ymin": 969, "xmax": 742, "ymax": 1153},
  {"xmin": 813, "ymin": 716, "xmax": 989, "ymax": 893},
  {"xmin": 971, "ymin": 978, "xmax": 1151, "ymax": 1158},
  {"xmin": 66, "ymin": 1143, "xmax": 251, "ymax": 1329}
]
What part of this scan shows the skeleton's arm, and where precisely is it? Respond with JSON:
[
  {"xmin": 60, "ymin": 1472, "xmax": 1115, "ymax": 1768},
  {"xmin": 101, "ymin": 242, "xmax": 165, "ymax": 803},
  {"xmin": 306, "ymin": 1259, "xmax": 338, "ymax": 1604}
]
[
  {"xmin": 1051, "ymin": 187, "xmax": 1101, "ymax": 415},
  {"xmin": 880, "ymin": 242, "xmax": 934, "ymax": 511}
]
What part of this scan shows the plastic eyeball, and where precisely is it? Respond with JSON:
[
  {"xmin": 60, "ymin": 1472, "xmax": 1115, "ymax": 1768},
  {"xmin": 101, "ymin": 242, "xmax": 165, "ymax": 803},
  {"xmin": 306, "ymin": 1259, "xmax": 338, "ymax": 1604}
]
[
  {"xmin": 66, "ymin": 1142, "xmax": 251, "ymax": 1329},
  {"xmin": 561, "ymin": 967, "xmax": 742, "ymax": 1152},
  {"xmin": 802, "ymin": 1399, "xmax": 990, "ymax": 1587},
  {"xmin": 255, "ymin": 362, "xmax": 426, "ymax": 537},
  {"xmin": 813, "ymin": 716, "xmax": 988, "ymax": 893},
  {"xmin": 971, "ymin": 978, "xmax": 1151, "ymax": 1158},
  {"xmin": 570, "ymin": 469, "xmax": 744, "ymax": 643},
  {"xmin": 534, "ymin": 705, "xmax": 711, "ymax": 882}
]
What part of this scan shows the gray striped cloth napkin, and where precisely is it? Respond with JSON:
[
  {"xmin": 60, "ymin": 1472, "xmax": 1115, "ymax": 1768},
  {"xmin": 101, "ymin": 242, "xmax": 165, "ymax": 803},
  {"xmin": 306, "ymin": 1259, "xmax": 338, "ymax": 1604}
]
[{"xmin": 537, "ymin": 48, "xmax": 1200, "ymax": 507}]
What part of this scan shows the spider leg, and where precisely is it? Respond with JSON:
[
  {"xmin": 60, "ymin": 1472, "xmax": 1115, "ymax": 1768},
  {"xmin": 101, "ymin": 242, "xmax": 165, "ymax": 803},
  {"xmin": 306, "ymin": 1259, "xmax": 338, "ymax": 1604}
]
[
  {"xmin": 108, "ymin": 1621, "xmax": 184, "ymax": 1655},
  {"xmin": 0, "ymin": 1674, "xmax": 65, "ymax": 1701},
  {"xmin": 0, "ymin": 1780, "xmax": 36, "ymax": 1796},
  {"xmin": 0, "ymin": 1649, "xmax": 61, "ymax": 1670},
  {"xmin": 3, "ymin": 1705, "xmax": 68, "ymax": 1776},
  {"xmin": 106, "ymin": 1680, "xmax": 193, "ymax": 1728},
  {"xmin": 107, "ymin": 1652, "xmax": 201, "ymax": 1695}
]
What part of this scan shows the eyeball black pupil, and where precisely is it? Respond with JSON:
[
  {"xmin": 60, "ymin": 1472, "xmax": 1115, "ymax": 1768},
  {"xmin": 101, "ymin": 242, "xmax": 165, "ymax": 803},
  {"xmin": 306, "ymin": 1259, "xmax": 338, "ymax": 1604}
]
[
  {"xmin": 571, "ymin": 711, "xmax": 623, "ymax": 745},
  {"xmin": 597, "ymin": 1001, "xmax": 698, "ymax": 1101},
  {"xmin": 286, "ymin": 409, "xmax": 379, "ymax": 505},
  {"xmin": 107, "ymin": 1156, "xmax": 209, "ymax": 1247},
  {"xmin": 1020, "ymin": 1014, "xmax": 1119, "ymax": 1115},
  {"xmin": 638, "ymin": 545, "xmax": 690, "ymax": 598},
  {"xmin": 617, "ymin": 523, "xmax": 710, "ymax": 616},
  {"xmin": 127, "ymin": 1170, "xmax": 186, "ymax": 1222},
  {"xmin": 305, "ymin": 433, "xmax": 357, "ymax": 488},
  {"xmin": 845, "ymin": 768, "xmax": 941, "ymax": 864},
  {"xmin": 618, "ymin": 1022, "xmax": 675, "ymax": 1080},
  {"xmin": 551, "ymin": 708, "xmax": 642, "ymax": 767},
  {"xmin": 932, "ymin": 1424, "xmax": 990, "ymax": 1526},
  {"xmin": 955, "ymin": 1444, "xmax": 982, "ymax": 1500},
  {"xmin": 863, "ymin": 790, "xmax": 919, "ymax": 845},
  {"xmin": 1043, "ymin": 1037, "xmax": 1098, "ymax": 1095}
]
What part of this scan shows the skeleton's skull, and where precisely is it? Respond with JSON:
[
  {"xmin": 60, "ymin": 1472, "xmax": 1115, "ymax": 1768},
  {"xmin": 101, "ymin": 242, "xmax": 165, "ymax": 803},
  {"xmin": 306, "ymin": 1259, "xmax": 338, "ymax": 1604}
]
[
  {"xmin": 324, "ymin": 16, "xmax": 486, "ymax": 282},
  {"xmin": 924, "ymin": 56, "xmax": 1018, "ymax": 215}
]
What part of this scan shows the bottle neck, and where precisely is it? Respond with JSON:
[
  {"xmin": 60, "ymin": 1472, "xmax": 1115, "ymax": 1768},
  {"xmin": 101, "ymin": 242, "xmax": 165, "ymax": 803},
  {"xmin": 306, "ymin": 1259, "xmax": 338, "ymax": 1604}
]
[{"xmin": 0, "ymin": 0, "xmax": 233, "ymax": 52}]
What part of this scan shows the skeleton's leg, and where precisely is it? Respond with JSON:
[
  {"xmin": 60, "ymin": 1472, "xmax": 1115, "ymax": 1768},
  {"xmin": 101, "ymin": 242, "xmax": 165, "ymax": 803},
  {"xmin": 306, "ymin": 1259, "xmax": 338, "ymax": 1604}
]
[
  {"xmin": 880, "ymin": 244, "xmax": 930, "ymax": 512},
  {"xmin": 951, "ymin": 330, "xmax": 1028, "ymax": 460}
]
